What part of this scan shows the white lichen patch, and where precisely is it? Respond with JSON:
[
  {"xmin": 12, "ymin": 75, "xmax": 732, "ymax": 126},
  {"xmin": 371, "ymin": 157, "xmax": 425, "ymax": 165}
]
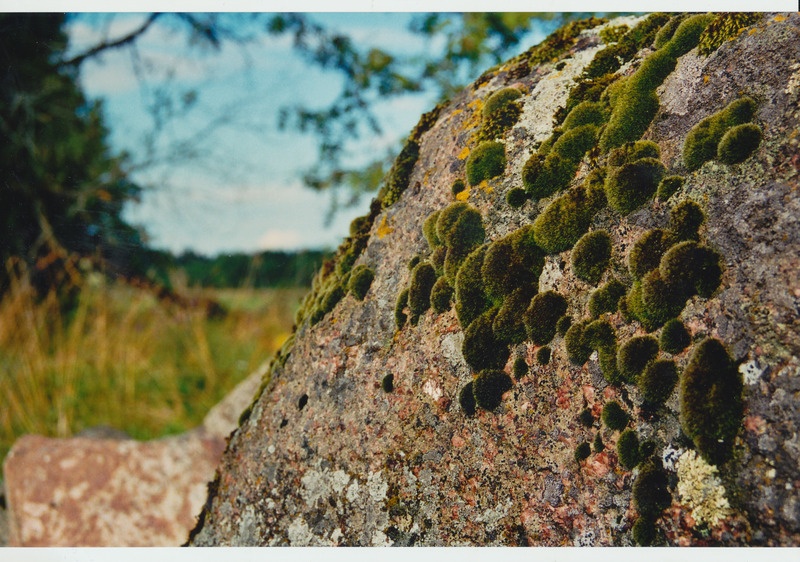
[
  {"xmin": 538, "ymin": 257, "xmax": 564, "ymax": 292},
  {"xmin": 366, "ymin": 470, "xmax": 389, "ymax": 503},
  {"xmin": 676, "ymin": 450, "xmax": 731, "ymax": 526},
  {"xmin": 740, "ymin": 359, "xmax": 766, "ymax": 385},
  {"xmin": 785, "ymin": 62, "xmax": 800, "ymax": 97},
  {"xmin": 287, "ymin": 516, "xmax": 322, "ymax": 546},
  {"xmin": 422, "ymin": 379, "xmax": 443, "ymax": 401},
  {"xmin": 662, "ymin": 444, "xmax": 684, "ymax": 472},
  {"xmin": 475, "ymin": 499, "xmax": 513, "ymax": 530},
  {"xmin": 300, "ymin": 467, "xmax": 350, "ymax": 508}
]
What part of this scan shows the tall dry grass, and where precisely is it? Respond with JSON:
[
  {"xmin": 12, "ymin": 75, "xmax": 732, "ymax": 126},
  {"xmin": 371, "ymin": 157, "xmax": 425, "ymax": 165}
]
[{"xmin": 0, "ymin": 268, "xmax": 306, "ymax": 465}]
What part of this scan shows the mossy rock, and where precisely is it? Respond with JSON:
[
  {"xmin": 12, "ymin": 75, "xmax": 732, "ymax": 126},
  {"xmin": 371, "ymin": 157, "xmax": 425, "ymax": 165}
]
[
  {"xmin": 479, "ymin": 88, "xmax": 523, "ymax": 141},
  {"xmin": 533, "ymin": 186, "xmax": 604, "ymax": 254}
]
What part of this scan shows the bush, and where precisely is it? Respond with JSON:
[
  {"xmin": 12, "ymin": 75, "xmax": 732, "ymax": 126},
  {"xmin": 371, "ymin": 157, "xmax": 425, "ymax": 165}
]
[
  {"xmin": 473, "ymin": 369, "xmax": 513, "ymax": 411},
  {"xmin": 571, "ymin": 230, "xmax": 612, "ymax": 285}
]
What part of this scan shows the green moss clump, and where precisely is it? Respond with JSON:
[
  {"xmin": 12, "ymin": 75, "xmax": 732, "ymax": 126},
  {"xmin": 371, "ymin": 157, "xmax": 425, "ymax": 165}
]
[
  {"xmin": 408, "ymin": 262, "xmax": 437, "ymax": 319},
  {"xmin": 454, "ymin": 245, "xmax": 491, "ymax": 328},
  {"xmin": 482, "ymin": 226, "xmax": 544, "ymax": 302},
  {"xmin": 697, "ymin": 13, "xmax": 762, "ymax": 57},
  {"xmin": 599, "ymin": 24, "xmax": 629, "ymax": 45},
  {"xmin": 395, "ymin": 288, "xmax": 409, "ymax": 329},
  {"xmin": 656, "ymin": 175, "xmax": 685, "ymax": 201},
  {"xmin": 349, "ymin": 214, "xmax": 372, "ymax": 238},
  {"xmin": 571, "ymin": 230, "xmax": 612, "ymax": 285},
  {"xmin": 423, "ymin": 211, "xmax": 442, "ymax": 249},
  {"xmin": 617, "ymin": 335, "xmax": 660, "ymax": 384},
  {"xmin": 533, "ymin": 186, "xmax": 604, "ymax": 254},
  {"xmin": 506, "ymin": 187, "xmax": 529, "ymax": 208},
  {"xmin": 462, "ymin": 308, "xmax": 510, "ymax": 371},
  {"xmin": 320, "ymin": 282, "xmax": 346, "ymax": 316},
  {"xmin": 659, "ymin": 240, "xmax": 723, "ymax": 299},
  {"xmin": 717, "ymin": 122, "xmax": 762, "ymax": 165},
  {"xmin": 431, "ymin": 245, "xmax": 446, "ymax": 276},
  {"xmin": 381, "ymin": 373, "xmax": 394, "ymax": 393},
  {"xmin": 653, "ymin": 13, "xmax": 689, "ymax": 49},
  {"xmin": 608, "ymin": 140, "xmax": 661, "ymax": 167},
  {"xmin": 593, "ymin": 433, "xmax": 605, "ymax": 453},
  {"xmin": 575, "ymin": 442, "xmax": 592, "ymax": 463},
  {"xmin": 523, "ymin": 290, "xmax": 568, "ymax": 345},
  {"xmin": 632, "ymin": 516, "xmax": 657, "ymax": 546},
  {"xmin": 585, "ymin": 318, "xmax": 620, "ymax": 384},
  {"xmin": 683, "ymin": 96, "xmax": 757, "ymax": 170},
  {"xmin": 627, "ymin": 269, "xmax": 687, "ymax": 331},
  {"xmin": 479, "ymin": 87, "xmax": 523, "ymax": 141},
  {"xmin": 579, "ymin": 407, "xmax": 594, "ymax": 427},
  {"xmin": 633, "ymin": 462, "xmax": 672, "ymax": 518},
  {"xmin": 459, "ymin": 382, "xmax": 476, "ymax": 416},
  {"xmin": 536, "ymin": 346, "xmax": 552, "ymax": 365},
  {"xmin": 659, "ymin": 318, "xmax": 690, "ymax": 354},
  {"xmin": 680, "ymin": 338, "xmax": 743, "ymax": 465},
  {"xmin": 629, "ymin": 228, "xmax": 676, "ymax": 280},
  {"xmin": 430, "ymin": 277, "xmax": 454, "ymax": 314},
  {"xmin": 473, "ymin": 369, "xmax": 513, "ymax": 411},
  {"xmin": 556, "ymin": 314, "xmax": 572, "ymax": 336},
  {"xmin": 605, "ymin": 157, "xmax": 666, "ymax": 215},
  {"xmin": 493, "ymin": 286, "xmax": 537, "ymax": 345},
  {"xmin": 638, "ymin": 358, "xmax": 678, "ymax": 407},
  {"xmin": 466, "ymin": 141, "xmax": 506, "ymax": 186},
  {"xmin": 451, "ymin": 179, "xmax": 466, "ymax": 197},
  {"xmin": 348, "ymin": 264, "xmax": 375, "ymax": 300},
  {"xmin": 513, "ymin": 356, "xmax": 528, "ymax": 379},
  {"xmin": 408, "ymin": 255, "xmax": 421, "ymax": 271},
  {"xmin": 380, "ymin": 139, "xmax": 420, "ymax": 208},
  {"xmin": 523, "ymin": 125, "xmax": 598, "ymax": 200},
  {"xmin": 669, "ymin": 200, "xmax": 706, "ymax": 242},
  {"xmin": 602, "ymin": 401, "xmax": 629, "ymax": 431},
  {"xmin": 565, "ymin": 319, "xmax": 593, "ymax": 365},
  {"xmin": 436, "ymin": 202, "xmax": 485, "ymax": 255},
  {"xmin": 617, "ymin": 428, "xmax": 641, "ymax": 469},
  {"xmin": 562, "ymin": 101, "xmax": 609, "ymax": 131},
  {"xmin": 588, "ymin": 278, "xmax": 626, "ymax": 318}
]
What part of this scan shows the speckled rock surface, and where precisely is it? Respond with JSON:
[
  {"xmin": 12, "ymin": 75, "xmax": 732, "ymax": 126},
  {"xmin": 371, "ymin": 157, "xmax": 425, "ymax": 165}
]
[{"xmin": 190, "ymin": 14, "xmax": 800, "ymax": 546}]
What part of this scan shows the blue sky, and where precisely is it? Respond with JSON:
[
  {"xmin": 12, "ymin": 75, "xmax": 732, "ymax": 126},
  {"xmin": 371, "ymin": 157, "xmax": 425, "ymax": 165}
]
[{"xmin": 61, "ymin": 13, "xmax": 571, "ymax": 256}]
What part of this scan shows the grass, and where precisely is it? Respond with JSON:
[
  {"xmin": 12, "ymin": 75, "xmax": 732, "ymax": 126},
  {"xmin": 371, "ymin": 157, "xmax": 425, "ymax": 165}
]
[{"xmin": 0, "ymin": 270, "xmax": 306, "ymax": 466}]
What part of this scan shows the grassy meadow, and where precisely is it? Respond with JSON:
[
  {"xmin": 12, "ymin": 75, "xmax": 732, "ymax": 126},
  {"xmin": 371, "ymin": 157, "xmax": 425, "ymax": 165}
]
[{"xmin": 0, "ymin": 271, "xmax": 307, "ymax": 466}]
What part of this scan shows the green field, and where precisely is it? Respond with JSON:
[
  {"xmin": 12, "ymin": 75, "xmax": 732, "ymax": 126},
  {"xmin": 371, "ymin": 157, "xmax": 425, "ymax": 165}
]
[{"xmin": 0, "ymin": 274, "xmax": 307, "ymax": 466}]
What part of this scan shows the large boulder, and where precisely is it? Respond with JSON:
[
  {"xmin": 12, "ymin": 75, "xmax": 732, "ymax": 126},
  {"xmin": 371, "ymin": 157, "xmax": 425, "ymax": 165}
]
[{"xmin": 184, "ymin": 13, "xmax": 799, "ymax": 546}]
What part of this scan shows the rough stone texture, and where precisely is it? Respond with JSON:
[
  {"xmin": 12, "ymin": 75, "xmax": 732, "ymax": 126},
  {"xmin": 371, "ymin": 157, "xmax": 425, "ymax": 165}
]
[
  {"xmin": 2, "ymin": 364, "xmax": 265, "ymax": 546},
  {"xmin": 185, "ymin": 13, "xmax": 800, "ymax": 546}
]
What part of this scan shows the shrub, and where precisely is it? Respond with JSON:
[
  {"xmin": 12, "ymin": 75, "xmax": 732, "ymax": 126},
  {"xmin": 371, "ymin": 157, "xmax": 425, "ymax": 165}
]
[
  {"xmin": 533, "ymin": 186, "xmax": 604, "ymax": 254},
  {"xmin": 683, "ymin": 96, "xmax": 757, "ymax": 170},
  {"xmin": 679, "ymin": 338, "xmax": 743, "ymax": 464},
  {"xmin": 473, "ymin": 369, "xmax": 513, "ymax": 411},
  {"xmin": 659, "ymin": 318, "xmax": 690, "ymax": 354},
  {"xmin": 717, "ymin": 122, "xmax": 762, "ymax": 165},
  {"xmin": 617, "ymin": 335, "xmax": 660, "ymax": 384},
  {"xmin": 408, "ymin": 262, "xmax": 437, "ymax": 318},
  {"xmin": 381, "ymin": 373, "xmax": 394, "ymax": 393},
  {"xmin": 466, "ymin": 141, "xmax": 506, "ymax": 185},
  {"xmin": 430, "ymin": 277, "xmax": 454, "ymax": 313},
  {"xmin": 459, "ymin": 382, "xmax": 476, "ymax": 416},
  {"xmin": 656, "ymin": 175, "xmax": 685, "ymax": 201},
  {"xmin": 638, "ymin": 359, "xmax": 678, "ymax": 406},
  {"xmin": 572, "ymin": 230, "xmax": 612, "ymax": 285},
  {"xmin": 523, "ymin": 291, "xmax": 568, "ymax": 345},
  {"xmin": 348, "ymin": 265, "xmax": 375, "ymax": 300},
  {"xmin": 575, "ymin": 442, "xmax": 592, "ymax": 463},
  {"xmin": 602, "ymin": 401, "xmax": 629, "ymax": 431},
  {"xmin": 617, "ymin": 428, "xmax": 642, "ymax": 469},
  {"xmin": 588, "ymin": 278, "xmax": 626, "ymax": 318},
  {"xmin": 604, "ymin": 157, "xmax": 666, "ymax": 215},
  {"xmin": 462, "ymin": 308, "xmax": 510, "ymax": 371},
  {"xmin": 536, "ymin": 346, "xmax": 552, "ymax": 365},
  {"xmin": 669, "ymin": 200, "xmax": 706, "ymax": 242}
]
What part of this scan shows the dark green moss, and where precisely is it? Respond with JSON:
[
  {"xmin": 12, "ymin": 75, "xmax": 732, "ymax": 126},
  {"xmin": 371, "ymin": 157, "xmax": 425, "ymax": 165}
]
[
  {"xmin": 482, "ymin": 226, "xmax": 544, "ymax": 302},
  {"xmin": 562, "ymin": 101, "xmax": 609, "ymax": 130},
  {"xmin": 588, "ymin": 278, "xmax": 626, "ymax": 318},
  {"xmin": 381, "ymin": 373, "xmax": 394, "ymax": 393},
  {"xmin": 602, "ymin": 401, "xmax": 630, "ymax": 431},
  {"xmin": 659, "ymin": 318, "xmax": 690, "ymax": 354},
  {"xmin": 697, "ymin": 13, "xmax": 762, "ymax": 56},
  {"xmin": 462, "ymin": 308, "xmax": 510, "ymax": 371},
  {"xmin": 473, "ymin": 369, "xmax": 513, "ymax": 411},
  {"xmin": 617, "ymin": 335, "xmax": 660, "ymax": 384},
  {"xmin": 459, "ymin": 382, "xmax": 477, "ymax": 416},
  {"xmin": 632, "ymin": 516, "xmax": 657, "ymax": 546},
  {"xmin": 395, "ymin": 287, "xmax": 409, "ymax": 329},
  {"xmin": 443, "ymin": 246, "xmax": 470, "ymax": 282},
  {"xmin": 604, "ymin": 157, "xmax": 666, "ymax": 215},
  {"xmin": 680, "ymin": 338, "xmax": 743, "ymax": 465},
  {"xmin": 454, "ymin": 244, "xmax": 491, "ymax": 328},
  {"xmin": 599, "ymin": 24, "xmax": 629, "ymax": 45},
  {"xmin": 536, "ymin": 346, "xmax": 552, "ymax": 365},
  {"xmin": 408, "ymin": 255, "xmax": 421, "ymax": 271},
  {"xmin": 466, "ymin": 141, "xmax": 506, "ymax": 186},
  {"xmin": 408, "ymin": 262, "xmax": 437, "ymax": 318},
  {"xmin": 430, "ymin": 276, "xmax": 454, "ymax": 314},
  {"xmin": 513, "ymin": 356, "xmax": 528, "ymax": 379},
  {"xmin": 436, "ymin": 202, "xmax": 485, "ymax": 254},
  {"xmin": 656, "ymin": 175, "xmax": 685, "ymax": 201},
  {"xmin": 617, "ymin": 428, "xmax": 642, "ymax": 469},
  {"xmin": 565, "ymin": 319, "xmax": 593, "ymax": 365},
  {"xmin": 533, "ymin": 186, "xmax": 604, "ymax": 254},
  {"xmin": 348, "ymin": 264, "xmax": 375, "ymax": 300},
  {"xmin": 608, "ymin": 140, "xmax": 661, "ymax": 168},
  {"xmin": 493, "ymin": 285, "xmax": 537, "ymax": 345},
  {"xmin": 506, "ymin": 187, "xmax": 529, "ymax": 208},
  {"xmin": 669, "ymin": 200, "xmax": 706, "ymax": 242},
  {"xmin": 571, "ymin": 230, "xmax": 612, "ymax": 285},
  {"xmin": 524, "ymin": 125, "xmax": 598, "ymax": 200},
  {"xmin": 349, "ymin": 214, "xmax": 372, "ymax": 238},
  {"xmin": 575, "ymin": 441, "xmax": 592, "ymax": 463},
  {"xmin": 523, "ymin": 290, "xmax": 568, "ymax": 345},
  {"xmin": 451, "ymin": 179, "xmax": 466, "ymax": 196},
  {"xmin": 560, "ymin": 74, "xmax": 618, "ymax": 125},
  {"xmin": 320, "ymin": 282, "xmax": 346, "ymax": 316},
  {"xmin": 683, "ymin": 96, "xmax": 757, "ymax": 171},
  {"xmin": 633, "ymin": 462, "xmax": 671, "ymax": 518},
  {"xmin": 423, "ymin": 210, "xmax": 442, "ymax": 249},
  {"xmin": 627, "ymin": 269, "xmax": 687, "ymax": 331},
  {"xmin": 639, "ymin": 358, "xmax": 678, "ymax": 407},
  {"xmin": 479, "ymin": 87, "xmax": 523, "ymax": 141},
  {"xmin": 717, "ymin": 122, "xmax": 762, "ymax": 165},
  {"xmin": 556, "ymin": 314, "xmax": 572, "ymax": 336},
  {"xmin": 653, "ymin": 13, "xmax": 689, "ymax": 49},
  {"xmin": 431, "ymin": 245, "xmax": 446, "ymax": 276},
  {"xmin": 629, "ymin": 228, "xmax": 676, "ymax": 280},
  {"xmin": 579, "ymin": 407, "xmax": 594, "ymax": 427},
  {"xmin": 659, "ymin": 240, "xmax": 723, "ymax": 299},
  {"xmin": 380, "ymin": 139, "xmax": 420, "ymax": 208},
  {"xmin": 593, "ymin": 432, "xmax": 605, "ymax": 453},
  {"xmin": 517, "ymin": 16, "xmax": 608, "ymax": 68}
]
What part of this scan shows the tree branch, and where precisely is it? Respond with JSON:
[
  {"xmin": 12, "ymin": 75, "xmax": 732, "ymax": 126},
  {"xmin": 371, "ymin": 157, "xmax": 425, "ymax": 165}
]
[{"xmin": 58, "ymin": 13, "xmax": 162, "ymax": 68}]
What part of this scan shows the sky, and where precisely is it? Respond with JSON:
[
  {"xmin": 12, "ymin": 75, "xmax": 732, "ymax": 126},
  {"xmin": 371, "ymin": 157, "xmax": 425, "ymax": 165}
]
[{"xmin": 65, "ymin": 13, "xmax": 447, "ymax": 256}]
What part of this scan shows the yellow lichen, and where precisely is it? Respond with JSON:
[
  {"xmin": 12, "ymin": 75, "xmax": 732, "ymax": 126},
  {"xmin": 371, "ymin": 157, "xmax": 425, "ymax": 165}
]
[
  {"xmin": 376, "ymin": 216, "xmax": 394, "ymax": 239},
  {"xmin": 455, "ymin": 188, "xmax": 471, "ymax": 201},
  {"xmin": 458, "ymin": 146, "xmax": 470, "ymax": 160},
  {"xmin": 675, "ymin": 450, "xmax": 731, "ymax": 527}
]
